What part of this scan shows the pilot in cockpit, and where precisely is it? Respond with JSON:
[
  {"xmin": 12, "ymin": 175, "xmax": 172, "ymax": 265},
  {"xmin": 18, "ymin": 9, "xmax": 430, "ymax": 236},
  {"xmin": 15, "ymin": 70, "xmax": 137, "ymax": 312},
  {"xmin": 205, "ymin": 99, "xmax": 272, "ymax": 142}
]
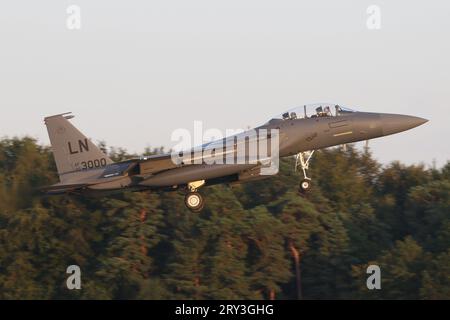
[
  {"xmin": 282, "ymin": 112, "xmax": 298, "ymax": 120},
  {"xmin": 315, "ymin": 106, "xmax": 332, "ymax": 117},
  {"xmin": 315, "ymin": 106, "xmax": 324, "ymax": 117}
]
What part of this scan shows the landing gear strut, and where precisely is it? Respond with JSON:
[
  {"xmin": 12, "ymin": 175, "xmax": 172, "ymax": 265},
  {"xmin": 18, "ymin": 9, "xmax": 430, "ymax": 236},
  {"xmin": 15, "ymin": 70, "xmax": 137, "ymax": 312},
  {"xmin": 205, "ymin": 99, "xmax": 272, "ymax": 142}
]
[
  {"xmin": 184, "ymin": 180, "xmax": 206, "ymax": 212},
  {"xmin": 295, "ymin": 151, "xmax": 314, "ymax": 193}
]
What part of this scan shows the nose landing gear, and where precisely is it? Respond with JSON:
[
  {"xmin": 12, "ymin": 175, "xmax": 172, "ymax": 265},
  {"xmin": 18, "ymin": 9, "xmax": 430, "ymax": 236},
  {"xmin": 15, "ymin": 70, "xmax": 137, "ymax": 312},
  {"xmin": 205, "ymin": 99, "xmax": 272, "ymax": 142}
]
[
  {"xmin": 295, "ymin": 151, "xmax": 314, "ymax": 193},
  {"xmin": 184, "ymin": 180, "xmax": 206, "ymax": 212}
]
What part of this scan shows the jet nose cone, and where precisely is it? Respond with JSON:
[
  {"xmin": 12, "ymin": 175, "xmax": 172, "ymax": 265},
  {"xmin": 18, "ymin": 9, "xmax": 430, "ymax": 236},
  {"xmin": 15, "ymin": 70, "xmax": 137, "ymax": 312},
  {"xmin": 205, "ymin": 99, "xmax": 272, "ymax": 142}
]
[{"xmin": 381, "ymin": 114, "xmax": 428, "ymax": 136}]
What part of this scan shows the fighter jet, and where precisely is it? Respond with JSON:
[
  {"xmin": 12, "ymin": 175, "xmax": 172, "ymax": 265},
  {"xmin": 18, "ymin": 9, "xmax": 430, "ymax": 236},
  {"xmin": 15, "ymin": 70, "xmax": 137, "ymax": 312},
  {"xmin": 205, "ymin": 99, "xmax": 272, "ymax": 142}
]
[{"xmin": 43, "ymin": 104, "xmax": 428, "ymax": 212}]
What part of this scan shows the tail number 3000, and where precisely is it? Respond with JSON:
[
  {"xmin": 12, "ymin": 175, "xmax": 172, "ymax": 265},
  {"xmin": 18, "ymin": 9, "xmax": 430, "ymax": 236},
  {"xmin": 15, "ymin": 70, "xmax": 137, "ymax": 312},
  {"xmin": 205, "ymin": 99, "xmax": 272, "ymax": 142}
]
[{"xmin": 81, "ymin": 158, "xmax": 108, "ymax": 170}]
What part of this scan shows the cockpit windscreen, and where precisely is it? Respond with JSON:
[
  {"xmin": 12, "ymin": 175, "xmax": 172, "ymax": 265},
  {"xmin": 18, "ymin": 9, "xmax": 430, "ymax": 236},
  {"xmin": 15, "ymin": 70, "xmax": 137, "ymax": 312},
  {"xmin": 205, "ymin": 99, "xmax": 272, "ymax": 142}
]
[{"xmin": 269, "ymin": 103, "xmax": 356, "ymax": 122}]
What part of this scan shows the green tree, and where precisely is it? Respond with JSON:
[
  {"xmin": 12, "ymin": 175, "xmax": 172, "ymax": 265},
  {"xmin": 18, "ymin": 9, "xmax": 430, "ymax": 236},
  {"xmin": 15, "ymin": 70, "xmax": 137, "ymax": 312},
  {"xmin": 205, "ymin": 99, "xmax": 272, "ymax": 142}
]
[{"xmin": 420, "ymin": 250, "xmax": 450, "ymax": 299}]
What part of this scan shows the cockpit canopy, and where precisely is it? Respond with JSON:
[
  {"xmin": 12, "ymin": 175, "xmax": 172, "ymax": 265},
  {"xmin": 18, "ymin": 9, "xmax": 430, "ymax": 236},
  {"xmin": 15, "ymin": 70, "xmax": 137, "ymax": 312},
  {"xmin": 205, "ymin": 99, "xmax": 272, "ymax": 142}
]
[{"xmin": 269, "ymin": 103, "xmax": 356, "ymax": 122}]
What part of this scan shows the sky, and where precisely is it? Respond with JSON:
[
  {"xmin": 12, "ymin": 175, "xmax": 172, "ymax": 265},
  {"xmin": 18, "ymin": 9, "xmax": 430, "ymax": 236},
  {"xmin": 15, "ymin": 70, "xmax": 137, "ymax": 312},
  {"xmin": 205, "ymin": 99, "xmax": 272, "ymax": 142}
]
[{"xmin": 0, "ymin": 0, "xmax": 449, "ymax": 167}]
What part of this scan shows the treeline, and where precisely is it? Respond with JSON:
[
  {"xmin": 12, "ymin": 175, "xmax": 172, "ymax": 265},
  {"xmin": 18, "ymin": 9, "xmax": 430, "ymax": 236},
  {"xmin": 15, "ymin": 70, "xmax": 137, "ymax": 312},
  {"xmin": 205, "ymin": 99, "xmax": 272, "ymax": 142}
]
[{"xmin": 0, "ymin": 137, "xmax": 449, "ymax": 300}]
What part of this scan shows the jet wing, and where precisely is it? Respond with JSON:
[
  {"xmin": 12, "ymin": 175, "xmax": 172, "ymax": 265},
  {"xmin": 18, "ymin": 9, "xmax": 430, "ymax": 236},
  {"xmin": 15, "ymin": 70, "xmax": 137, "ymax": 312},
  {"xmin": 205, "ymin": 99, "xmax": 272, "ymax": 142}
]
[
  {"xmin": 137, "ymin": 154, "xmax": 179, "ymax": 176},
  {"xmin": 42, "ymin": 171, "xmax": 134, "ymax": 194}
]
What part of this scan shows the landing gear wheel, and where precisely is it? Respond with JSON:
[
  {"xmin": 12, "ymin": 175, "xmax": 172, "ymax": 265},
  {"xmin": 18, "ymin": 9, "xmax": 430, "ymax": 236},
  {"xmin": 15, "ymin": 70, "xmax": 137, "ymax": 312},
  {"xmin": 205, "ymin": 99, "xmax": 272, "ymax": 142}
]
[
  {"xmin": 299, "ymin": 179, "xmax": 311, "ymax": 193},
  {"xmin": 185, "ymin": 192, "xmax": 205, "ymax": 212}
]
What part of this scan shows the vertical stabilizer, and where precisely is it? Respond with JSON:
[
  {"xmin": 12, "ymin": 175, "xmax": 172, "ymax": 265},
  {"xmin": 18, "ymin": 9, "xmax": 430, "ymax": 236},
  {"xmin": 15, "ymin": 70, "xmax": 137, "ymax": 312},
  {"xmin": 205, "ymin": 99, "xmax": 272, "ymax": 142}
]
[{"xmin": 44, "ymin": 113, "xmax": 113, "ymax": 183}]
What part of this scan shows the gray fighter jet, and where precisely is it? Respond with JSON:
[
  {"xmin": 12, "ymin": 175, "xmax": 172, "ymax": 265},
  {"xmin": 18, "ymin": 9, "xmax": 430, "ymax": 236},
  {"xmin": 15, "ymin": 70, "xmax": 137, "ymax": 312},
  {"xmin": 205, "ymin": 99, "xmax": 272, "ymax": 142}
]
[{"xmin": 44, "ymin": 104, "xmax": 427, "ymax": 212}]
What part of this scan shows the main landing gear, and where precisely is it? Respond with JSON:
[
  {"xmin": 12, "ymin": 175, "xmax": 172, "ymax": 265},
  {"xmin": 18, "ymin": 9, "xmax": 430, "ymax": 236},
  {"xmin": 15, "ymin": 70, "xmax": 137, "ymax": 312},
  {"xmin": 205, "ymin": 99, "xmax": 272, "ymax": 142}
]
[
  {"xmin": 184, "ymin": 180, "xmax": 206, "ymax": 212},
  {"xmin": 295, "ymin": 150, "xmax": 315, "ymax": 194}
]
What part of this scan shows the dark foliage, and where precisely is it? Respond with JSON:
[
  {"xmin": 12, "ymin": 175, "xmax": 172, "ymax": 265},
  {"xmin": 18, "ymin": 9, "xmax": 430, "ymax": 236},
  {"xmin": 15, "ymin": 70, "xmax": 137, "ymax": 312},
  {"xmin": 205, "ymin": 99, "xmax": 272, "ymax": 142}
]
[{"xmin": 0, "ymin": 138, "xmax": 448, "ymax": 299}]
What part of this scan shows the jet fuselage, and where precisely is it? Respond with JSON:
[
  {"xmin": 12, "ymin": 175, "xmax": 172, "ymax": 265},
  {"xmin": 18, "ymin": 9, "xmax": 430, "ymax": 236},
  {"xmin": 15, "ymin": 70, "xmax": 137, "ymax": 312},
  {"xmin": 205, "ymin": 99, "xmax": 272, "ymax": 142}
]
[{"xmin": 43, "ymin": 107, "xmax": 427, "ymax": 207}]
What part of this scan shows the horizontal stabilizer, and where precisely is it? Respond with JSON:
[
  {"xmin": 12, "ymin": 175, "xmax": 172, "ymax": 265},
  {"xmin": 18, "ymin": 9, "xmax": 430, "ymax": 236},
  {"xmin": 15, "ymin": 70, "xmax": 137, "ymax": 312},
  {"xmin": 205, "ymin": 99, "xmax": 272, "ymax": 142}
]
[{"xmin": 41, "ymin": 183, "xmax": 89, "ymax": 194}]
